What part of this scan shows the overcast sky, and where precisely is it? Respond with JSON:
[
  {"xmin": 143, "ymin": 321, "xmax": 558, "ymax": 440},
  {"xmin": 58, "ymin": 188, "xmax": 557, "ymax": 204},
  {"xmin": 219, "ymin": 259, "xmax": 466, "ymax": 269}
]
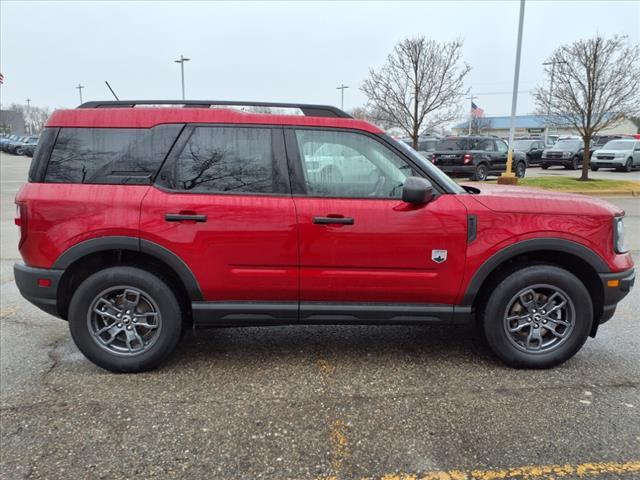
[{"xmin": 1, "ymin": 0, "xmax": 638, "ymax": 122}]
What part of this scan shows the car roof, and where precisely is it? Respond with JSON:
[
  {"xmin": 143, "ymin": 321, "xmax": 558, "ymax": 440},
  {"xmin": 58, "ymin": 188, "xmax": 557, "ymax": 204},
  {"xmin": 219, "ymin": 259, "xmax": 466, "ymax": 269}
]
[{"xmin": 46, "ymin": 104, "xmax": 382, "ymax": 134}]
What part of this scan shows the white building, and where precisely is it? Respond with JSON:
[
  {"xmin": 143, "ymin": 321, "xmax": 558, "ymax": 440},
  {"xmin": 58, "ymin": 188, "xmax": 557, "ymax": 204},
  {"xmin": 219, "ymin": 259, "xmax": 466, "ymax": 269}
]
[{"xmin": 452, "ymin": 115, "xmax": 638, "ymax": 138}]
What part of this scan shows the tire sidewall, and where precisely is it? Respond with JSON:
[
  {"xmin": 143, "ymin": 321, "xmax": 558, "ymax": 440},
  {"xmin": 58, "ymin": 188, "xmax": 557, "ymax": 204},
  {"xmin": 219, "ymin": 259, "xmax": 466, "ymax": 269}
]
[
  {"xmin": 483, "ymin": 265, "xmax": 593, "ymax": 368},
  {"xmin": 516, "ymin": 161, "xmax": 526, "ymax": 178},
  {"xmin": 475, "ymin": 164, "xmax": 488, "ymax": 181},
  {"xmin": 68, "ymin": 266, "xmax": 183, "ymax": 373}
]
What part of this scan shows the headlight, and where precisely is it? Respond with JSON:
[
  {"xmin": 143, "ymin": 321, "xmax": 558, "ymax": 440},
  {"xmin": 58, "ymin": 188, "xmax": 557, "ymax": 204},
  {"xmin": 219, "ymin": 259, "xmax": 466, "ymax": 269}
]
[
  {"xmin": 562, "ymin": 151, "xmax": 572, "ymax": 158},
  {"xmin": 613, "ymin": 217, "xmax": 628, "ymax": 253}
]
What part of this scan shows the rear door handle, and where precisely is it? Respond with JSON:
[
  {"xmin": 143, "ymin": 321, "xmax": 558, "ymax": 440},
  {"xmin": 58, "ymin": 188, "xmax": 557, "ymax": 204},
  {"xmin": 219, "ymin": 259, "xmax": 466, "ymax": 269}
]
[
  {"xmin": 313, "ymin": 216, "xmax": 354, "ymax": 225},
  {"xmin": 165, "ymin": 213, "xmax": 208, "ymax": 222}
]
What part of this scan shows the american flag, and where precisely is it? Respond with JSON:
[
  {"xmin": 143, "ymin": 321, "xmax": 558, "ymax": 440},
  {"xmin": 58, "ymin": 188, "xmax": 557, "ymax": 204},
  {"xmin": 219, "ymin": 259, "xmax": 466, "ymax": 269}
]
[{"xmin": 471, "ymin": 101, "xmax": 484, "ymax": 117}]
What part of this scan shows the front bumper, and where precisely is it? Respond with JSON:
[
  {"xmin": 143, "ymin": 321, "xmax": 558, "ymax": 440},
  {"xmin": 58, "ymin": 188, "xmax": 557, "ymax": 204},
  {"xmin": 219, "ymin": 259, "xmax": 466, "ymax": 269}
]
[
  {"xmin": 597, "ymin": 268, "xmax": 635, "ymax": 324},
  {"xmin": 541, "ymin": 157, "xmax": 571, "ymax": 165},
  {"xmin": 591, "ymin": 161, "xmax": 624, "ymax": 168},
  {"xmin": 14, "ymin": 262, "xmax": 64, "ymax": 318}
]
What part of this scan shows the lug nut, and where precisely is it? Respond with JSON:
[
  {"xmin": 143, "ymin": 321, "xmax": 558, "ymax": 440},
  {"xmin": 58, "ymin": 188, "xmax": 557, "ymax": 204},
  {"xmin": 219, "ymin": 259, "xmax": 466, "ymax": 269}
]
[
  {"xmin": 117, "ymin": 313, "xmax": 121, "ymax": 318},
  {"xmin": 117, "ymin": 323, "xmax": 122, "ymax": 328},
  {"xmin": 126, "ymin": 326, "xmax": 132, "ymax": 330}
]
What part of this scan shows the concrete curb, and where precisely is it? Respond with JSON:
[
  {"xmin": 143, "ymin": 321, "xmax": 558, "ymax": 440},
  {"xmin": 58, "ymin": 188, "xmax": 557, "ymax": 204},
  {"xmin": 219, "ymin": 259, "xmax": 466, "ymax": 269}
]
[{"xmin": 559, "ymin": 189, "xmax": 639, "ymax": 197}]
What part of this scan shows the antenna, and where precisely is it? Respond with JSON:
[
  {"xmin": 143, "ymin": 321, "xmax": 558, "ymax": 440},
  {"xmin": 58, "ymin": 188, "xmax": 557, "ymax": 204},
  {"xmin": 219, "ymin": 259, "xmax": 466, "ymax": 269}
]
[{"xmin": 104, "ymin": 81, "xmax": 120, "ymax": 101}]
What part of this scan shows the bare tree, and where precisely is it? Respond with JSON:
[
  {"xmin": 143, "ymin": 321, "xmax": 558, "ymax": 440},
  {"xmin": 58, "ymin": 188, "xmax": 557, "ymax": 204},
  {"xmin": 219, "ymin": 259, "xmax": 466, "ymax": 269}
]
[
  {"xmin": 8, "ymin": 103, "xmax": 51, "ymax": 134},
  {"xmin": 361, "ymin": 36, "xmax": 470, "ymax": 149},
  {"xmin": 469, "ymin": 116, "xmax": 491, "ymax": 135},
  {"xmin": 533, "ymin": 35, "xmax": 640, "ymax": 180}
]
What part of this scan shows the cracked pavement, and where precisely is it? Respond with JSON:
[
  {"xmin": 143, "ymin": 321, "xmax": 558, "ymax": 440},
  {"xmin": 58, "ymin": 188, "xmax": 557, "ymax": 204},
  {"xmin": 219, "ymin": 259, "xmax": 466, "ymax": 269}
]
[{"xmin": 1, "ymin": 153, "xmax": 639, "ymax": 479}]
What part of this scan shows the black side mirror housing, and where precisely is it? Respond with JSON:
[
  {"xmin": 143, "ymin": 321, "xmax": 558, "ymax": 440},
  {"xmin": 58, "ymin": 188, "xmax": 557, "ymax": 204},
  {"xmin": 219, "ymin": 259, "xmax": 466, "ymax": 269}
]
[{"xmin": 402, "ymin": 176, "xmax": 434, "ymax": 204}]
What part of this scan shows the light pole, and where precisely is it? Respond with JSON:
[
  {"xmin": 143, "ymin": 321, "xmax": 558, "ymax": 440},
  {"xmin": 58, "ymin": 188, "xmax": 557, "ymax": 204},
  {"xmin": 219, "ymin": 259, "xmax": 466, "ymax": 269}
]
[
  {"xmin": 25, "ymin": 98, "xmax": 31, "ymax": 134},
  {"xmin": 336, "ymin": 84, "xmax": 349, "ymax": 110},
  {"xmin": 75, "ymin": 84, "xmax": 85, "ymax": 104},
  {"xmin": 498, "ymin": 0, "xmax": 525, "ymax": 185},
  {"xmin": 174, "ymin": 55, "xmax": 190, "ymax": 100},
  {"xmin": 542, "ymin": 59, "xmax": 567, "ymax": 145}
]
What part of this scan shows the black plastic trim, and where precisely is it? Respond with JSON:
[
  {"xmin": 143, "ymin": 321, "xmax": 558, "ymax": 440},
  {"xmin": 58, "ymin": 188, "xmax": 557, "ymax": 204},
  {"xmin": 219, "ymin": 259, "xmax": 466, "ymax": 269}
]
[
  {"xmin": 462, "ymin": 238, "xmax": 611, "ymax": 305},
  {"xmin": 192, "ymin": 302, "xmax": 298, "ymax": 326},
  {"xmin": 467, "ymin": 215, "xmax": 477, "ymax": 243},
  {"xmin": 52, "ymin": 236, "xmax": 203, "ymax": 301},
  {"xmin": 191, "ymin": 301, "xmax": 472, "ymax": 327},
  {"xmin": 14, "ymin": 262, "xmax": 63, "ymax": 318}
]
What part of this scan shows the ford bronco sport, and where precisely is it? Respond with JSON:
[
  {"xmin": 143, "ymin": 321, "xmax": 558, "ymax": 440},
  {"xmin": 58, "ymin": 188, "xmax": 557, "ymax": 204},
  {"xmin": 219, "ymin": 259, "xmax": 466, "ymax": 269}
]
[{"xmin": 14, "ymin": 101, "xmax": 635, "ymax": 372}]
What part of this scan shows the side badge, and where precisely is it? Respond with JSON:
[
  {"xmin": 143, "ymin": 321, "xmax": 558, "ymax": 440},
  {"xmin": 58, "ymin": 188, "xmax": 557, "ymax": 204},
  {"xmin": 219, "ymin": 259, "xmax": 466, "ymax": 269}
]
[{"xmin": 431, "ymin": 249, "xmax": 448, "ymax": 263}]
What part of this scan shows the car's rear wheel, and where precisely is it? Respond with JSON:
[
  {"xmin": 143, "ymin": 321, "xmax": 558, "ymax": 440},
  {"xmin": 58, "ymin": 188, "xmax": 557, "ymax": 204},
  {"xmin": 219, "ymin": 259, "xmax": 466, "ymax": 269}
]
[
  {"xmin": 16, "ymin": 147, "xmax": 24, "ymax": 155},
  {"xmin": 482, "ymin": 265, "xmax": 592, "ymax": 368},
  {"xmin": 566, "ymin": 156, "xmax": 580, "ymax": 170},
  {"xmin": 515, "ymin": 161, "xmax": 526, "ymax": 178},
  {"xmin": 541, "ymin": 163, "xmax": 549, "ymax": 170},
  {"xmin": 68, "ymin": 266, "xmax": 183, "ymax": 373},
  {"xmin": 472, "ymin": 163, "xmax": 489, "ymax": 181}
]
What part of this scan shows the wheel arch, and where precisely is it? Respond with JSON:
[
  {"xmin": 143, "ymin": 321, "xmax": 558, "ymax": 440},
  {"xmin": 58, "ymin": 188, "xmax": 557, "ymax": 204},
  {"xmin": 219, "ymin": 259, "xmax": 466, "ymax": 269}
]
[
  {"xmin": 54, "ymin": 236, "xmax": 202, "ymax": 320},
  {"xmin": 464, "ymin": 238, "xmax": 607, "ymax": 334}
]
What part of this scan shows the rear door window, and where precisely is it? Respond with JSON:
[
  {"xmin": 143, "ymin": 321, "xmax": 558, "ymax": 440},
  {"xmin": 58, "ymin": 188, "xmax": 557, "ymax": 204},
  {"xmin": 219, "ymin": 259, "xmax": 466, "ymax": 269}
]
[
  {"xmin": 44, "ymin": 125, "xmax": 182, "ymax": 184},
  {"xmin": 159, "ymin": 126, "xmax": 289, "ymax": 194}
]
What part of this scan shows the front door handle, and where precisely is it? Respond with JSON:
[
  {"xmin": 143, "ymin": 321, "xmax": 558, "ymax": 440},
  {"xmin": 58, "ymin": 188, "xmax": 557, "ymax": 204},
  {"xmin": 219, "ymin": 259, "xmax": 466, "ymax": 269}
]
[
  {"xmin": 165, "ymin": 213, "xmax": 208, "ymax": 223},
  {"xmin": 313, "ymin": 216, "xmax": 354, "ymax": 225}
]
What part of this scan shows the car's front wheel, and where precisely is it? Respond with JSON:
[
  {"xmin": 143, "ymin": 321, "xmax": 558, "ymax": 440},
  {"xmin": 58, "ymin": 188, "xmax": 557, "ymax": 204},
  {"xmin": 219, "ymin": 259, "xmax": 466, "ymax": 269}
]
[
  {"xmin": 68, "ymin": 266, "xmax": 183, "ymax": 373},
  {"xmin": 515, "ymin": 161, "xmax": 526, "ymax": 178},
  {"xmin": 482, "ymin": 265, "xmax": 592, "ymax": 368},
  {"xmin": 624, "ymin": 158, "xmax": 633, "ymax": 172},
  {"xmin": 541, "ymin": 163, "xmax": 549, "ymax": 170},
  {"xmin": 591, "ymin": 166, "xmax": 599, "ymax": 171}
]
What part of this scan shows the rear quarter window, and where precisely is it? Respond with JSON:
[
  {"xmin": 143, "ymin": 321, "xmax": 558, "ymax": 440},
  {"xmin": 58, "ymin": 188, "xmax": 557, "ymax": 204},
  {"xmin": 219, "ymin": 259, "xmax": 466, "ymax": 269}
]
[{"xmin": 43, "ymin": 125, "xmax": 183, "ymax": 184}]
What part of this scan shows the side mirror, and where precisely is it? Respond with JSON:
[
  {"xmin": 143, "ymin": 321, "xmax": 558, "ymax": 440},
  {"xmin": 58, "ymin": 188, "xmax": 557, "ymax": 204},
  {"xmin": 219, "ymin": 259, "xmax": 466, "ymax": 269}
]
[{"xmin": 402, "ymin": 176, "xmax": 434, "ymax": 204}]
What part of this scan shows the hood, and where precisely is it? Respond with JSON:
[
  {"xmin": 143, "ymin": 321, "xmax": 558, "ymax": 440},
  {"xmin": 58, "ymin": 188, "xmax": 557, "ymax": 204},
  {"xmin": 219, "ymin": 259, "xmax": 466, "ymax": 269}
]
[{"xmin": 462, "ymin": 183, "xmax": 623, "ymax": 217}]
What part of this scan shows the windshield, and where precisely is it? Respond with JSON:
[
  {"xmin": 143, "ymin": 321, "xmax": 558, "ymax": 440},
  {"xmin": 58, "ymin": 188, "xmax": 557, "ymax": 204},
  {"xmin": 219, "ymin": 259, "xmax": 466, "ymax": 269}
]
[
  {"xmin": 436, "ymin": 138, "xmax": 469, "ymax": 151},
  {"xmin": 553, "ymin": 139, "xmax": 582, "ymax": 150},
  {"xmin": 602, "ymin": 140, "xmax": 634, "ymax": 150},
  {"xmin": 391, "ymin": 137, "xmax": 465, "ymax": 194},
  {"xmin": 513, "ymin": 140, "xmax": 534, "ymax": 150}
]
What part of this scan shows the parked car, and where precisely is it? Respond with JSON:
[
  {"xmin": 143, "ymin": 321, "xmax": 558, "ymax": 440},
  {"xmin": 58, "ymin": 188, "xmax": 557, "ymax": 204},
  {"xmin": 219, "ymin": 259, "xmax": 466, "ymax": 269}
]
[
  {"xmin": 512, "ymin": 138, "xmax": 545, "ymax": 166},
  {"xmin": 540, "ymin": 138, "xmax": 585, "ymax": 169},
  {"xmin": 401, "ymin": 136, "xmax": 439, "ymax": 154},
  {"xmin": 431, "ymin": 136, "xmax": 527, "ymax": 180},
  {"xmin": 591, "ymin": 139, "xmax": 640, "ymax": 172},
  {"xmin": 0, "ymin": 134, "xmax": 23, "ymax": 151},
  {"xmin": 13, "ymin": 136, "xmax": 39, "ymax": 156},
  {"xmin": 20, "ymin": 141, "xmax": 38, "ymax": 157},
  {"xmin": 14, "ymin": 100, "xmax": 634, "ymax": 372}
]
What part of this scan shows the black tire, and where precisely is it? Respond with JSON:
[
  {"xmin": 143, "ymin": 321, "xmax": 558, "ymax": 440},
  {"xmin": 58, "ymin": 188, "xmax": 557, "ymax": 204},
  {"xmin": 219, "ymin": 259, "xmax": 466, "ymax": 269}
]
[
  {"xmin": 68, "ymin": 266, "xmax": 183, "ymax": 373},
  {"xmin": 624, "ymin": 158, "xmax": 633, "ymax": 172},
  {"xmin": 482, "ymin": 265, "xmax": 592, "ymax": 369},
  {"xmin": 541, "ymin": 163, "xmax": 549, "ymax": 170},
  {"xmin": 515, "ymin": 161, "xmax": 526, "ymax": 178},
  {"xmin": 590, "ymin": 166, "xmax": 599, "ymax": 171},
  {"xmin": 566, "ymin": 156, "xmax": 580, "ymax": 170},
  {"xmin": 472, "ymin": 163, "xmax": 489, "ymax": 181}
]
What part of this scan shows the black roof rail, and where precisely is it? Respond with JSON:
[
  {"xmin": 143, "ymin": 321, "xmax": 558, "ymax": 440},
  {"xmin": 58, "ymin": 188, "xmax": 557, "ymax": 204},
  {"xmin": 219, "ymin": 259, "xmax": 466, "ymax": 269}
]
[{"xmin": 78, "ymin": 100, "xmax": 352, "ymax": 118}]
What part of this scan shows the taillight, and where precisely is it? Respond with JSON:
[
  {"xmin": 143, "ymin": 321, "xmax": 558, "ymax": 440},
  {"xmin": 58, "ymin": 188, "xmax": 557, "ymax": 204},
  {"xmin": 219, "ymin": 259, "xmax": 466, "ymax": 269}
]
[
  {"xmin": 463, "ymin": 153, "xmax": 473, "ymax": 164},
  {"xmin": 15, "ymin": 202, "xmax": 27, "ymax": 248},
  {"xmin": 431, "ymin": 154, "xmax": 437, "ymax": 163}
]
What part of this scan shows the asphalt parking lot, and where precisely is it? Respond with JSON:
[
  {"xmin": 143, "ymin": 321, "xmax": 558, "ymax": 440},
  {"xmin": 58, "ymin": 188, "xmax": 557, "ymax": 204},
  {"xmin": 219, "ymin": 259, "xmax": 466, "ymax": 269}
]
[{"xmin": 1, "ymin": 152, "xmax": 639, "ymax": 479}]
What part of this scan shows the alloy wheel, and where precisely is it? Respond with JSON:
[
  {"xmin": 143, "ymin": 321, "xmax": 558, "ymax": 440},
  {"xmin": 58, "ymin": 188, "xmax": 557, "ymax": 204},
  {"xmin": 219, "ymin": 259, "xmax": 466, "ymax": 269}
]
[
  {"xmin": 503, "ymin": 284, "xmax": 575, "ymax": 353},
  {"xmin": 87, "ymin": 286, "xmax": 162, "ymax": 356}
]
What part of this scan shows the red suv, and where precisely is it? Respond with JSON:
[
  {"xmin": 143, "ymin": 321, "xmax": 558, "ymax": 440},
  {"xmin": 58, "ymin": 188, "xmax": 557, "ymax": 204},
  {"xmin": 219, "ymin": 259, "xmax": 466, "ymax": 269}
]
[{"xmin": 14, "ymin": 101, "xmax": 635, "ymax": 372}]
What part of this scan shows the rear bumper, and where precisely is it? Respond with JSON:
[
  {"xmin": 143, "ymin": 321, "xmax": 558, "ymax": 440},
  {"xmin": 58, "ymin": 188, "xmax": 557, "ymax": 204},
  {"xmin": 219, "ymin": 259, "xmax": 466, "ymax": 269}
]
[
  {"xmin": 438, "ymin": 165, "xmax": 476, "ymax": 175},
  {"xmin": 14, "ymin": 262, "xmax": 63, "ymax": 318},
  {"xmin": 597, "ymin": 268, "xmax": 635, "ymax": 324}
]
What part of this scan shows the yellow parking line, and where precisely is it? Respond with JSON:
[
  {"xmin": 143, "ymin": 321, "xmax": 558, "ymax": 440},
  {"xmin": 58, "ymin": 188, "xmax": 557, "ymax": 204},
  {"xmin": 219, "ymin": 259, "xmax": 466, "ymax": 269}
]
[
  {"xmin": 317, "ymin": 460, "xmax": 640, "ymax": 480},
  {"xmin": 329, "ymin": 419, "xmax": 350, "ymax": 473}
]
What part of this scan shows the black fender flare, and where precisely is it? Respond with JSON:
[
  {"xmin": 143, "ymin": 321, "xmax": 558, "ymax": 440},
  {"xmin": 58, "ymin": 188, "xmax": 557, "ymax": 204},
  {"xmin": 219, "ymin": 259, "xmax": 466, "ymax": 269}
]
[
  {"xmin": 53, "ymin": 236, "xmax": 203, "ymax": 301},
  {"xmin": 462, "ymin": 238, "xmax": 609, "ymax": 305}
]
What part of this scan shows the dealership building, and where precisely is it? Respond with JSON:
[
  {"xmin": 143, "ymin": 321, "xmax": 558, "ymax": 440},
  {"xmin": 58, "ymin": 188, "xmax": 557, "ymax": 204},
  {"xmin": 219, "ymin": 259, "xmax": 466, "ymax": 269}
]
[{"xmin": 452, "ymin": 115, "xmax": 638, "ymax": 138}]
